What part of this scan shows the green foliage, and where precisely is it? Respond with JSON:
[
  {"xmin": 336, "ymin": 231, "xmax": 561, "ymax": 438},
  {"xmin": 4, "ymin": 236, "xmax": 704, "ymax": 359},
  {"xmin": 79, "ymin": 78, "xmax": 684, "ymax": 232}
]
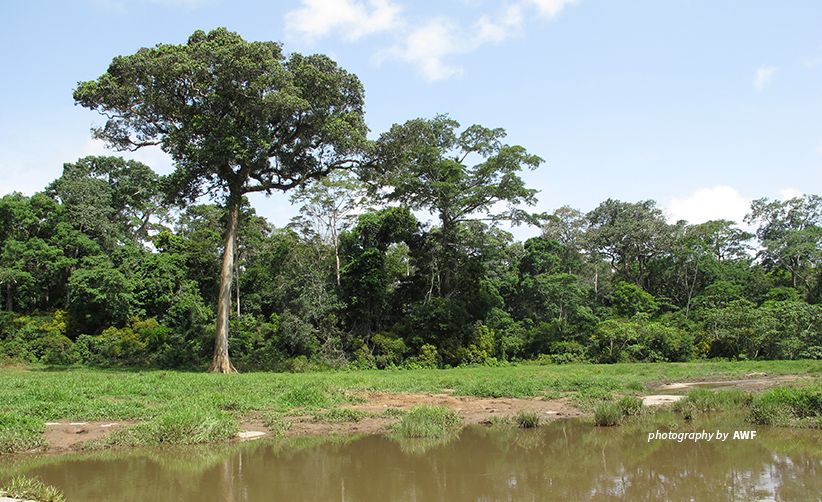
[
  {"xmin": 312, "ymin": 408, "xmax": 370, "ymax": 423},
  {"xmin": 0, "ymin": 412, "xmax": 47, "ymax": 454},
  {"xmin": 514, "ymin": 408, "xmax": 541, "ymax": 428},
  {"xmin": 611, "ymin": 282, "xmax": 659, "ymax": 317},
  {"xmin": 594, "ymin": 402, "xmax": 623, "ymax": 426},
  {"xmin": 109, "ymin": 409, "xmax": 239, "ymax": 446},
  {"xmin": 260, "ymin": 412, "xmax": 293, "ymax": 436},
  {"xmin": 747, "ymin": 387, "xmax": 822, "ymax": 427},
  {"xmin": 389, "ymin": 405, "xmax": 463, "ymax": 438},
  {"xmin": 672, "ymin": 389, "xmax": 752, "ymax": 416},
  {"xmin": 0, "ymin": 476, "xmax": 65, "ymax": 502},
  {"xmin": 617, "ymin": 396, "xmax": 646, "ymax": 417}
]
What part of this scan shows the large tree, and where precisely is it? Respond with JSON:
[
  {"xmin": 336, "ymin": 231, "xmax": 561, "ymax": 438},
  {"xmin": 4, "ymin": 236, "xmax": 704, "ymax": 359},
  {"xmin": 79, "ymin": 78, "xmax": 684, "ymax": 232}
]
[
  {"xmin": 74, "ymin": 28, "xmax": 370, "ymax": 372},
  {"xmin": 745, "ymin": 194, "xmax": 822, "ymax": 295},
  {"xmin": 371, "ymin": 115, "xmax": 543, "ymax": 299}
]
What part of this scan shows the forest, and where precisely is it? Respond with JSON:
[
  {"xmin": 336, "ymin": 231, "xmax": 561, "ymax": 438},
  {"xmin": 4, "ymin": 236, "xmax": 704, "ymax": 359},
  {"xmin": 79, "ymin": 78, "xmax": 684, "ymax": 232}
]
[
  {"xmin": 2, "ymin": 158, "xmax": 822, "ymax": 371},
  {"xmin": 2, "ymin": 28, "xmax": 822, "ymax": 372}
]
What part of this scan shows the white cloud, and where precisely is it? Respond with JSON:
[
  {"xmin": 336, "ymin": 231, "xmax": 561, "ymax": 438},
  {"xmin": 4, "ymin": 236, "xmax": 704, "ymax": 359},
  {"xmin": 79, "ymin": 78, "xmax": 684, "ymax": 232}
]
[
  {"xmin": 377, "ymin": 5, "xmax": 525, "ymax": 82},
  {"xmin": 284, "ymin": 0, "xmax": 575, "ymax": 81},
  {"xmin": 778, "ymin": 187, "xmax": 803, "ymax": 200},
  {"xmin": 666, "ymin": 186, "xmax": 752, "ymax": 226},
  {"xmin": 528, "ymin": 0, "xmax": 580, "ymax": 18},
  {"xmin": 754, "ymin": 65, "xmax": 777, "ymax": 91},
  {"xmin": 376, "ymin": 18, "xmax": 466, "ymax": 81},
  {"xmin": 285, "ymin": 0, "xmax": 403, "ymax": 43},
  {"xmin": 815, "ymin": 143, "xmax": 822, "ymax": 155},
  {"xmin": 475, "ymin": 5, "xmax": 525, "ymax": 44}
]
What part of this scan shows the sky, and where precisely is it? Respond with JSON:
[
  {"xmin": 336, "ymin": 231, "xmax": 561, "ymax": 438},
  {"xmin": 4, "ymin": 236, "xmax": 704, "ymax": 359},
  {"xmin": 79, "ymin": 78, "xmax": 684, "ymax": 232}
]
[{"xmin": 1, "ymin": 0, "xmax": 821, "ymax": 240}]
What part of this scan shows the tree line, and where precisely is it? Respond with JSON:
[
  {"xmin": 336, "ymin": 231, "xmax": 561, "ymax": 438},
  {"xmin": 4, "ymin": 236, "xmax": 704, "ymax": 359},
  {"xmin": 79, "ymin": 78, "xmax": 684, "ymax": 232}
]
[
  {"xmin": 2, "ymin": 159, "xmax": 822, "ymax": 369},
  {"xmin": 2, "ymin": 28, "xmax": 822, "ymax": 371}
]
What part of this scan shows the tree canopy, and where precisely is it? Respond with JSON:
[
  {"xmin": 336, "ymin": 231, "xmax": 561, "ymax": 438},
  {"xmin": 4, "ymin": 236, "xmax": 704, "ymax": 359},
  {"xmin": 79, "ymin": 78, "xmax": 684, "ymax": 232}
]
[{"xmin": 74, "ymin": 28, "xmax": 371, "ymax": 372}]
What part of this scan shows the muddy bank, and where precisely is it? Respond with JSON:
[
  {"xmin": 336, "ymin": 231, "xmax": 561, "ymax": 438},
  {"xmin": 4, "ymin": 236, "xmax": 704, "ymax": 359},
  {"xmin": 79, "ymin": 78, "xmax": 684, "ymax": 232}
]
[{"xmin": 37, "ymin": 373, "xmax": 811, "ymax": 453}]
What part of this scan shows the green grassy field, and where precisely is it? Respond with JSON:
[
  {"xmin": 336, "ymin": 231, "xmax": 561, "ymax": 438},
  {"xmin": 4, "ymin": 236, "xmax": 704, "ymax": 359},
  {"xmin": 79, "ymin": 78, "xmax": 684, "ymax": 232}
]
[{"xmin": 1, "ymin": 360, "xmax": 820, "ymax": 453}]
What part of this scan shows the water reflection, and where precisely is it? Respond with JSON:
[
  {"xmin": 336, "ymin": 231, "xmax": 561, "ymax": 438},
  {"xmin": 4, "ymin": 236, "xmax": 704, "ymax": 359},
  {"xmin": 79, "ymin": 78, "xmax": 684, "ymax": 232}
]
[{"xmin": 2, "ymin": 415, "xmax": 822, "ymax": 501}]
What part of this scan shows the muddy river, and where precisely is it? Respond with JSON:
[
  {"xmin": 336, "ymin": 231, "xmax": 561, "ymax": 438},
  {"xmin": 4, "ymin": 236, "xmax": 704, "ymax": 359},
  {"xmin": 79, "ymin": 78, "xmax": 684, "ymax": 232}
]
[{"xmin": 2, "ymin": 413, "xmax": 821, "ymax": 501}]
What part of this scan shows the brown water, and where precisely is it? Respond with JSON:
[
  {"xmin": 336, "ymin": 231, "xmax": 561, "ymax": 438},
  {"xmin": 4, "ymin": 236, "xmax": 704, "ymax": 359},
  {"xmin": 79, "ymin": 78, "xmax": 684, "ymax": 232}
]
[{"xmin": 3, "ymin": 415, "xmax": 822, "ymax": 501}]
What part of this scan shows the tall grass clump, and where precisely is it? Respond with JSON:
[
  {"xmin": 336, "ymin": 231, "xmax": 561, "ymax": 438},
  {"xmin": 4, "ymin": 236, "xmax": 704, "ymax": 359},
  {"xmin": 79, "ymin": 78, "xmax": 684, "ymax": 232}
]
[
  {"xmin": 108, "ymin": 408, "xmax": 240, "ymax": 446},
  {"xmin": 514, "ymin": 409, "xmax": 541, "ymax": 428},
  {"xmin": 0, "ymin": 475, "xmax": 65, "ymax": 502},
  {"xmin": 747, "ymin": 387, "xmax": 822, "ymax": 427},
  {"xmin": 672, "ymin": 389, "xmax": 751, "ymax": 415},
  {"xmin": 617, "ymin": 396, "xmax": 645, "ymax": 417},
  {"xmin": 594, "ymin": 402, "xmax": 622, "ymax": 426},
  {"xmin": 594, "ymin": 396, "xmax": 647, "ymax": 427},
  {"xmin": 390, "ymin": 406, "xmax": 462, "ymax": 438}
]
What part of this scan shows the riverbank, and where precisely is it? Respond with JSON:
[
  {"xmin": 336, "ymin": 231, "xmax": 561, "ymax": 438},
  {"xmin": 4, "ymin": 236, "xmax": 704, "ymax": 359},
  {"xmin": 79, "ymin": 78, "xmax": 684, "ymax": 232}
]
[{"xmin": 2, "ymin": 360, "xmax": 820, "ymax": 454}]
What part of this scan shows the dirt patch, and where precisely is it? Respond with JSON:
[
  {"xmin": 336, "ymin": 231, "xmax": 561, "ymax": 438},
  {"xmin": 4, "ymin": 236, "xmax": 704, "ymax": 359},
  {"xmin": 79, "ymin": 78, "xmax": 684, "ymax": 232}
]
[
  {"xmin": 654, "ymin": 374, "xmax": 803, "ymax": 393},
  {"xmin": 279, "ymin": 392, "xmax": 586, "ymax": 437},
  {"xmin": 41, "ymin": 420, "xmax": 138, "ymax": 452}
]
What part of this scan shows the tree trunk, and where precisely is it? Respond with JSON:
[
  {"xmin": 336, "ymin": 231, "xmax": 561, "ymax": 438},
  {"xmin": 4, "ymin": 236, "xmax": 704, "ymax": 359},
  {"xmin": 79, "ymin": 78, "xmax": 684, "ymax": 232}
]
[{"xmin": 208, "ymin": 198, "xmax": 239, "ymax": 374}]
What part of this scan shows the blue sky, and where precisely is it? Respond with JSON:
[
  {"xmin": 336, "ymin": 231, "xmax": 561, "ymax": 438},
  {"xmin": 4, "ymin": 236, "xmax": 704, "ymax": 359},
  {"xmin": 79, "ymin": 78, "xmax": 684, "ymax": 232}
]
[{"xmin": 2, "ymin": 0, "xmax": 821, "ymax": 240}]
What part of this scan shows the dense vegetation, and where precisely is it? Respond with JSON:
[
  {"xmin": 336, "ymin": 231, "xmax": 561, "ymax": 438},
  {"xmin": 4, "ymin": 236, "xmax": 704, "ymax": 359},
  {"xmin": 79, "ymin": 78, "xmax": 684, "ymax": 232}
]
[
  {"xmin": 3, "ymin": 28, "xmax": 822, "ymax": 372},
  {"xmin": 2, "ymin": 160, "xmax": 822, "ymax": 370}
]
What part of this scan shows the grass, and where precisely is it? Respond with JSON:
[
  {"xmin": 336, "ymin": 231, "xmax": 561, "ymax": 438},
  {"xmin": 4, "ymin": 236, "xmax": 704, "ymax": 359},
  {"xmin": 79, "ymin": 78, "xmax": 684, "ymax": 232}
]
[
  {"xmin": 389, "ymin": 405, "xmax": 462, "ymax": 438},
  {"xmin": 260, "ymin": 412, "xmax": 293, "ymax": 436},
  {"xmin": 0, "ymin": 360, "xmax": 819, "ymax": 451},
  {"xmin": 594, "ymin": 396, "xmax": 647, "ymax": 426},
  {"xmin": 672, "ymin": 389, "xmax": 752, "ymax": 415},
  {"xmin": 514, "ymin": 409, "xmax": 541, "ymax": 428},
  {"xmin": 311, "ymin": 408, "xmax": 372, "ymax": 423},
  {"xmin": 594, "ymin": 402, "xmax": 623, "ymax": 426},
  {"xmin": 107, "ymin": 408, "xmax": 240, "ymax": 446},
  {"xmin": 747, "ymin": 387, "xmax": 822, "ymax": 427},
  {"xmin": 0, "ymin": 475, "xmax": 65, "ymax": 502},
  {"xmin": 0, "ymin": 412, "xmax": 48, "ymax": 453}
]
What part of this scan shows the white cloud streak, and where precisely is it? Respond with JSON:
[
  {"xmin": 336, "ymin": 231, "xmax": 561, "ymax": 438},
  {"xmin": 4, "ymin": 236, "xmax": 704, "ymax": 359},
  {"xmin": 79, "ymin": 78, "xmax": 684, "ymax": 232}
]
[
  {"xmin": 285, "ymin": 0, "xmax": 403, "ymax": 43},
  {"xmin": 376, "ymin": 4, "xmax": 525, "ymax": 82},
  {"xmin": 754, "ymin": 65, "xmax": 777, "ymax": 91},
  {"xmin": 527, "ymin": 0, "xmax": 580, "ymax": 18},
  {"xmin": 284, "ymin": 0, "xmax": 575, "ymax": 81}
]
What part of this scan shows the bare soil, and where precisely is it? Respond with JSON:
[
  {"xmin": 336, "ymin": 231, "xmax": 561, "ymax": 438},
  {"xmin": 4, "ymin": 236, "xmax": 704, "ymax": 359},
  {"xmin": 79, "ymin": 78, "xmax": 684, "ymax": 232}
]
[
  {"xmin": 41, "ymin": 420, "xmax": 138, "ymax": 453},
  {"xmin": 37, "ymin": 373, "xmax": 810, "ymax": 453}
]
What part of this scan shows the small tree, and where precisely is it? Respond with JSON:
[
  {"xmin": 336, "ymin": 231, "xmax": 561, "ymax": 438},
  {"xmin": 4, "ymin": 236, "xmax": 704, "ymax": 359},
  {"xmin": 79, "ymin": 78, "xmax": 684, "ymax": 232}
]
[{"xmin": 75, "ymin": 28, "xmax": 370, "ymax": 372}]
